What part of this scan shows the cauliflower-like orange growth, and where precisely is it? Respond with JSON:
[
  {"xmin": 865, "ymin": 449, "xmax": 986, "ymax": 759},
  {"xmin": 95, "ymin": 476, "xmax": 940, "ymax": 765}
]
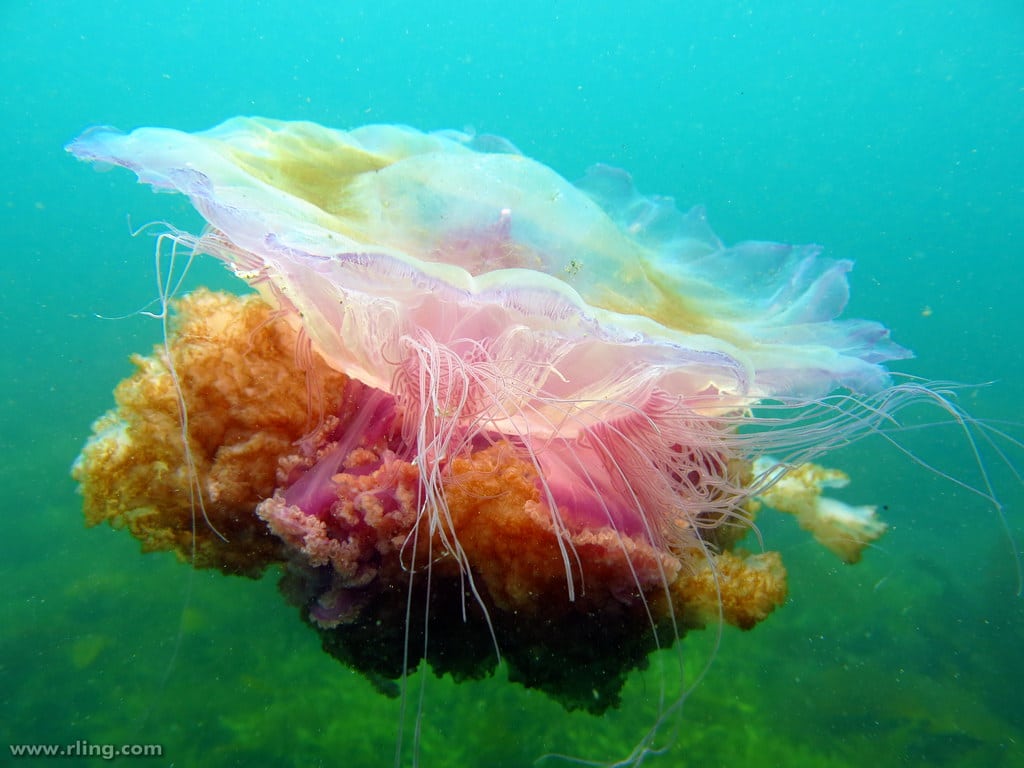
[{"xmin": 73, "ymin": 289, "xmax": 351, "ymax": 576}]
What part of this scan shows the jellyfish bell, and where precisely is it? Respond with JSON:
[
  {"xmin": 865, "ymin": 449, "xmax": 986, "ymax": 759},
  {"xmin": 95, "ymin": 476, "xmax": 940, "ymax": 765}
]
[
  {"xmin": 66, "ymin": 118, "xmax": 1017, "ymax": 764},
  {"xmin": 68, "ymin": 119, "xmax": 905, "ymax": 404}
]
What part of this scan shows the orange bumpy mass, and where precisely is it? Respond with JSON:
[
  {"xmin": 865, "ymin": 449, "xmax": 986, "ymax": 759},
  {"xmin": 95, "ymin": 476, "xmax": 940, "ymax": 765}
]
[
  {"xmin": 74, "ymin": 290, "xmax": 787, "ymax": 710},
  {"xmin": 73, "ymin": 289, "xmax": 350, "ymax": 576}
]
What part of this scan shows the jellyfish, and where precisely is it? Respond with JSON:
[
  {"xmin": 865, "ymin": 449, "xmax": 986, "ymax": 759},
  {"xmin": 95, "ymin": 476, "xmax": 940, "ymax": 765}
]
[{"xmin": 65, "ymin": 118, "xmax": 1003, "ymax": 762}]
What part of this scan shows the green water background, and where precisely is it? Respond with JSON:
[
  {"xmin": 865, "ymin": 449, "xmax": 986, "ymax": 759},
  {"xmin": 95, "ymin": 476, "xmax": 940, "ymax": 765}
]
[{"xmin": 1, "ymin": 1, "xmax": 1022, "ymax": 766}]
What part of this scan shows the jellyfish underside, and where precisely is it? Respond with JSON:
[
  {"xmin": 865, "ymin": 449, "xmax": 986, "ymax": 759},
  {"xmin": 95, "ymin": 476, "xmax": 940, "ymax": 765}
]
[
  {"xmin": 74, "ymin": 288, "xmax": 791, "ymax": 712},
  {"xmin": 69, "ymin": 120, "xmax": 909, "ymax": 717}
]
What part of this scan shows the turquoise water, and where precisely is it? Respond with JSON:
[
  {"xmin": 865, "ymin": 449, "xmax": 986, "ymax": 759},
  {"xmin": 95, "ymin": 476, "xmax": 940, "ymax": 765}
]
[{"xmin": 2, "ymin": 1, "xmax": 1022, "ymax": 766}]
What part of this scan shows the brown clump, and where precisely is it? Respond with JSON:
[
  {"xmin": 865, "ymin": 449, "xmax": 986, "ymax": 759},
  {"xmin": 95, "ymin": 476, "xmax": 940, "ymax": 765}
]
[
  {"xmin": 673, "ymin": 549, "xmax": 788, "ymax": 630},
  {"xmin": 441, "ymin": 444, "xmax": 680, "ymax": 616},
  {"xmin": 280, "ymin": 440, "xmax": 786, "ymax": 712},
  {"xmin": 441, "ymin": 444, "xmax": 787, "ymax": 628},
  {"xmin": 73, "ymin": 289, "xmax": 349, "ymax": 576}
]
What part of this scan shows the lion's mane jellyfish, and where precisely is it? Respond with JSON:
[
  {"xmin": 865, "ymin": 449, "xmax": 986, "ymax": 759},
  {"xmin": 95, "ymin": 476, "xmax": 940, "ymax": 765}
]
[{"xmin": 68, "ymin": 119, "xmax": 922, "ymax": 728}]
